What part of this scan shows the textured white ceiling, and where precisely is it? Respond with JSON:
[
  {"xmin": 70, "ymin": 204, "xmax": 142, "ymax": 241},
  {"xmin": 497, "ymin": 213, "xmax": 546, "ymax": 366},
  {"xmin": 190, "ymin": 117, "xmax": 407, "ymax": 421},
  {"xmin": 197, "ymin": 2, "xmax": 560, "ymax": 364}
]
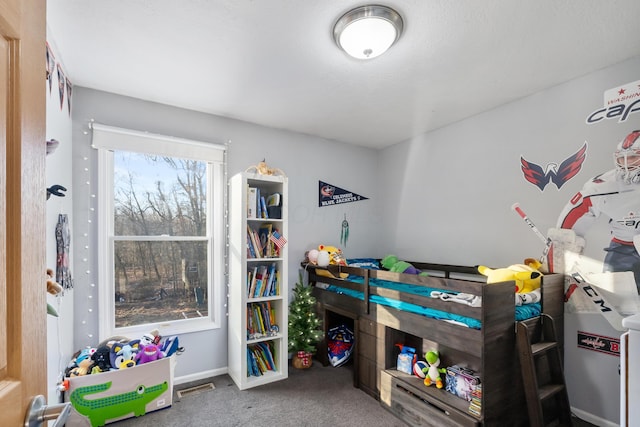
[{"xmin": 47, "ymin": 0, "xmax": 640, "ymax": 149}]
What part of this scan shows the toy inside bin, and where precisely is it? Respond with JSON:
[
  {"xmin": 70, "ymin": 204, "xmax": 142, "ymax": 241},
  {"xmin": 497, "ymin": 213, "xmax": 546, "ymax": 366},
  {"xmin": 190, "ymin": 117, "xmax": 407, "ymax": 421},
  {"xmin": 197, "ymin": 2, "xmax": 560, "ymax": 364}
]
[{"xmin": 65, "ymin": 356, "xmax": 176, "ymax": 427}]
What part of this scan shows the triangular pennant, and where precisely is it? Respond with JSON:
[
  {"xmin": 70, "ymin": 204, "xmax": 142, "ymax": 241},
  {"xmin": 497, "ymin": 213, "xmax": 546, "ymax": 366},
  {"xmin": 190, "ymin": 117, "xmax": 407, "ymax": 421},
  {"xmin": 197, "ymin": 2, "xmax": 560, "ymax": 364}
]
[
  {"xmin": 46, "ymin": 42, "xmax": 55, "ymax": 94},
  {"xmin": 66, "ymin": 77, "xmax": 73, "ymax": 115},
  {"xmin": 56, "ymin": 64, "xmax": 65, "ymax": 110},
  {"xmin": 318, "ymin": 181, "xmax": 369, "ymax": 207}
]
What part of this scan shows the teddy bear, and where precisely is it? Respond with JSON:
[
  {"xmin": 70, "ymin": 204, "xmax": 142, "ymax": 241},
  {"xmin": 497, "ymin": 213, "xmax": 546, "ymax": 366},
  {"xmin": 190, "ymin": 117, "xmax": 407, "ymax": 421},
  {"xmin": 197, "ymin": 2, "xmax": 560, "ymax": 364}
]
[
  {"xmin": 422, "ymin": 350, "xmax": 446, "ymax": 388},
  {"xmin": 381, "ymin": 255, "xmax": 428, "ymax": 276}
]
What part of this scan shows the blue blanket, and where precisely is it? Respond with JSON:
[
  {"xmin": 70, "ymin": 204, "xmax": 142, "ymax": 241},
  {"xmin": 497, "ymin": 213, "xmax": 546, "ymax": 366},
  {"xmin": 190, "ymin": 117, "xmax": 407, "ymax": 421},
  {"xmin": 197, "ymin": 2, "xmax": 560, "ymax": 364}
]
[{"xmin": 323, "ymin": 275, "xmax": 541, "ymax": 330}]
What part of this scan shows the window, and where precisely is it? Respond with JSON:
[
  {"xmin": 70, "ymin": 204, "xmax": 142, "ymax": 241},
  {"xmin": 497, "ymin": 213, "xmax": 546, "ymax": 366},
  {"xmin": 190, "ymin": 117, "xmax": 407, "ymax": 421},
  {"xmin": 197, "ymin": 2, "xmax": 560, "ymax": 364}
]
[{"xmin": 93, "ymin": 124, "xmax": 225, "ymax": 338}]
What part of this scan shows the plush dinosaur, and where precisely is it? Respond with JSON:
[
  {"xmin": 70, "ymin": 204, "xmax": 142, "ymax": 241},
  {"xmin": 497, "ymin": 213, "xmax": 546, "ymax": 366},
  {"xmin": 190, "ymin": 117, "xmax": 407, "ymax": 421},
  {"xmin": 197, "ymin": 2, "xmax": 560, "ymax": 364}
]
[{"xmin": 422, "ymin": 350, "xmax": 446, "ymax": 388}]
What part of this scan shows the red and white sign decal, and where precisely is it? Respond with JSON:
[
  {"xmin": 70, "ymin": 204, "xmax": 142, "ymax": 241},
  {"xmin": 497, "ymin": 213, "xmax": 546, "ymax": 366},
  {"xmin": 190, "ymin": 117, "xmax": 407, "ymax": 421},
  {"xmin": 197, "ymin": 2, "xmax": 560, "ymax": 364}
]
[{"xmin": 577, "ymin": 330, "xmax": 620, "ymax": 357}]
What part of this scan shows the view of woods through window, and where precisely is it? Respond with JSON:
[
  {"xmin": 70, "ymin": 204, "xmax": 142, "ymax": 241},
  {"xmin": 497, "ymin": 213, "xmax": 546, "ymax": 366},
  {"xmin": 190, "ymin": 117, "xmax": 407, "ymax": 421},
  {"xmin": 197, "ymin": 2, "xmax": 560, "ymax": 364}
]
[{"xmin": 113, "ymin": 152, "xmax": 210, "ymax": 327}]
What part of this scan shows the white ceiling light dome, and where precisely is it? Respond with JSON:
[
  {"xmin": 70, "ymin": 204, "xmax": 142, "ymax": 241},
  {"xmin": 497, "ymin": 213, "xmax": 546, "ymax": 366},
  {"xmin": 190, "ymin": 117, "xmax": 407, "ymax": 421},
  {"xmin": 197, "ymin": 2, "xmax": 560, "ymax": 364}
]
[{"xmin": 333, "ymin": 5, "xmax": 404, "ymax": 60}]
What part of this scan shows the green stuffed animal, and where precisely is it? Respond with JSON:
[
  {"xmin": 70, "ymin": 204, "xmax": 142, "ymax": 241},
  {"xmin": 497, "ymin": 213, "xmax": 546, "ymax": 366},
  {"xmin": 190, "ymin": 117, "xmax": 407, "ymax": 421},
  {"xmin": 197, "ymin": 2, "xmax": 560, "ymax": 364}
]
[
  {"xmin": 381, "ymin": 255, "xmax": 428, "ymax": 276},
  {"xmin": 422, "ymin": 350, "xmax": 446, "ymax": 388}
]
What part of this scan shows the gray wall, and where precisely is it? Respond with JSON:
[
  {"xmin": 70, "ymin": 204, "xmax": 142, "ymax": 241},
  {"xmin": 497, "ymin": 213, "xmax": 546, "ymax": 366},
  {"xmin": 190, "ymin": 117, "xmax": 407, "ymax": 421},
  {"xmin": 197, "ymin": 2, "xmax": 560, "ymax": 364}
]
[{"xmin": 71, "ymin": 88, "xmax": 380, "ymax": 381}]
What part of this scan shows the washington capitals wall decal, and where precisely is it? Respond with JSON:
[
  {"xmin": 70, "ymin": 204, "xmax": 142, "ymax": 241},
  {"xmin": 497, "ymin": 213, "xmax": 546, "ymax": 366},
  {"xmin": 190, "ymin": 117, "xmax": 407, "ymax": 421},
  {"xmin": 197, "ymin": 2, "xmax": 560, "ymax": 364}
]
[{"xmin": 521, "ymin": 142, "xmax": 587, "ymax": 191}]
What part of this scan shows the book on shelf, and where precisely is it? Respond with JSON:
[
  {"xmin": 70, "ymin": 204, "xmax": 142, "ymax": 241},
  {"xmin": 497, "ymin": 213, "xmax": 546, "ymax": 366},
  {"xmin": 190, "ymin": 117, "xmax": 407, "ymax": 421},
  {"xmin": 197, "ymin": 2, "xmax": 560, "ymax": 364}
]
[
  {"xmin": 253, "ymin": 265, "xmax": 267, "ymax": 298},
  {"xmin": 247, "ymin": 225, "xmax": 262, "ymax": 258},
  {"xmin": 257, "ymin": 341, "xmax": 276, "ymax": 371},
  {"xmin": 259, "ymin": 196, "xmax": 269, "ymax": 219},
  {"xmin": 247, "ymin": 301, "xmax": 277, "ymax": 338},
  {"xmin": 247, "ymin": 187, "xmax": 258, "ymax": 219},
  {"xmin": 247, "ymin": 349, "xmax": 259, "ymax": 376},
  {"xmin": 265, "ymin": 263, "xmax": 277, "ymax": 296},
  {"xmin": 247, "ymin": 341, "xmax": 276, "ymax": 376},
  {"xmin": 257, "ymin": 224, "xmax": 273, "ymax": 257},
  {"xmin": 247, "ymin": 266, "xmax": 258, "ymax": 298},
  {"xmin": 246, "ymin": 233, "xmax": 256, "ymax": 258},
  {"xmin": 247, "ymin": 263, "xmax": 278, "ymax": 298}
]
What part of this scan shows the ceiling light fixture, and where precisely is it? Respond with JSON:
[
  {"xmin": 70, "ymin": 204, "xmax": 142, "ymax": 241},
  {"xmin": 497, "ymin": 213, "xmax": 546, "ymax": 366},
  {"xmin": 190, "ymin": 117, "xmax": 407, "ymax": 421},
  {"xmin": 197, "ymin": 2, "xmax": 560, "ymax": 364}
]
[{"xmin": 333, "ymin": 5, "xmax": 404, "ymax": 60}]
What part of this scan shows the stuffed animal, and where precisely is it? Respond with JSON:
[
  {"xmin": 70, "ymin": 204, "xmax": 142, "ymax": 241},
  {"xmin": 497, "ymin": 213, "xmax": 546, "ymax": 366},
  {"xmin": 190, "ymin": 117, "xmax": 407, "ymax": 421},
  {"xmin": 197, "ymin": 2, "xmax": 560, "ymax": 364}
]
[
  {"xmin": 46, "ymin": 268, "xmax": 62, "ymax": 295},
  {"xmin": 65, "ymin": 348, "xmax": 95, "ymax": 377},
  {"xmin": 91, "ymin": 345, "xmax": 113, "ymax": 373},
  {"xmin": 135, "ymin": 343, "xmax": 165, "ymax": 365},
  {"xmin": 381, "ymin": 255, "xmax": 428, "ymax": 276},
  {"xmin": 140, "ymin": 329, "xmax": 161, "ymax": 347},
  {"xmin": 69, "ymin": 357, "xmax": 94, "ymax": 377},
  {"xmin": 74, "ymin": 347, "xmax": 96, "ymax": 364},
  {"xmin": 45, "ymin": 268, "xmax": 63, "ymax": 317},
  {"xmin": 477, "ymin": 259, "xmax": 544, "ymax": 306},
  {"xmin": 477, "ymin": 259, "xmax": 542, "ymax": 294},
  {"xmin": 312, "ymin": 245, "xmax": 348, "ymax": 278},
  {"xmin": 318, "ymin": 245, "xmax": 347, "ymax": 266},
  {"xmin": 110, "ymin": 339, "xmax": 141, "ymax": 369},
  {"xmin": 305, "ymin": 249, "xmax": 319, "ymax": 264},
  {"xmin": 422, "ymin": 350, "xmax": 446, "ymax": 388},
  {"xmin": 245, "ymin": 159, "xmax": 285, "ymax": 176}
]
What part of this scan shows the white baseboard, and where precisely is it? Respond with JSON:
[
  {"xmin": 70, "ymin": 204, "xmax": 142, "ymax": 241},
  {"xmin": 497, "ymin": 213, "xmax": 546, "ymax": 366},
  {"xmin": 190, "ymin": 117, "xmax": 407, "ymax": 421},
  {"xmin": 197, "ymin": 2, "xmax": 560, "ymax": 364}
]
[
  {"xmin": 174, "ymin": 367, "xmax": 228, "ymax": 386},
  {"xmin": 572, "ymin": 406, "xmax": 619, "ymax": 427}
]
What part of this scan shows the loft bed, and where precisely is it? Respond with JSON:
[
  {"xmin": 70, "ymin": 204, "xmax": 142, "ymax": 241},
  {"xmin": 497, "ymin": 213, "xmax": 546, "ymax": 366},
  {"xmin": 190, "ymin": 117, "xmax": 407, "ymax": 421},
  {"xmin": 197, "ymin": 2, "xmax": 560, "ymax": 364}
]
[{"xmin": 304, "ymin": 260, "xmax": 565, "ymax": 427}]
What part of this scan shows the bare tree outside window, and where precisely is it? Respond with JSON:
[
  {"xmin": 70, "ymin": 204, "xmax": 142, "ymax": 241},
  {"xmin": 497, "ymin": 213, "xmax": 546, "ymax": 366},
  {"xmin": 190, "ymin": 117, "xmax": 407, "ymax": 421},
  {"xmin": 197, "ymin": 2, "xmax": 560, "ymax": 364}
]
[{"xmin": 113, "ymin": 152, "xmax": 210, "ymax": 327}]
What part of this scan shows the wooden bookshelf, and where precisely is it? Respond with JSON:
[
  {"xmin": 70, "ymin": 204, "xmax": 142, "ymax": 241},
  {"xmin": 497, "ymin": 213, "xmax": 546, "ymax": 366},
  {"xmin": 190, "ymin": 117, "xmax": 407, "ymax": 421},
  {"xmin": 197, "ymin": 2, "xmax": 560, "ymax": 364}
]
[{"xmin": 228, "ymin": 172, "xmax": 288, "ymax": 390}]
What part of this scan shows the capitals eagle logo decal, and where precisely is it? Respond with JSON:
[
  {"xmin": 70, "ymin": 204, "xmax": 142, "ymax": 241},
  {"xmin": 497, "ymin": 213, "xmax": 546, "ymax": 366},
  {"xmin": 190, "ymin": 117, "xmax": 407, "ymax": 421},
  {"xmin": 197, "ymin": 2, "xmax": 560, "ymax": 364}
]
[{"xmin": 521, "ymin": 142, "xmax": 587, "ymax": 191}]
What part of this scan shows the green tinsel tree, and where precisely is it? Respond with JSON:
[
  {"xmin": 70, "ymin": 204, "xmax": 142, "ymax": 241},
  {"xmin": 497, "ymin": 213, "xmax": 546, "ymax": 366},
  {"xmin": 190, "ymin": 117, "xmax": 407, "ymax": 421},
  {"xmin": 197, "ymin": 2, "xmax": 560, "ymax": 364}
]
[{"xmin": 288, "ymin": 275, "xmax": 323, "ymax": 354}]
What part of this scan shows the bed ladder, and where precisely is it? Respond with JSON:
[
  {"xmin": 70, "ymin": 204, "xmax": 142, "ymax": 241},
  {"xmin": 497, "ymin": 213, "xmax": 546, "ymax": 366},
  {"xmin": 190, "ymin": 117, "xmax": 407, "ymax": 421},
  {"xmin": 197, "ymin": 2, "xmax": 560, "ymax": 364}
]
[{"xmin": 517, "ymin": 313, "xmax": 573, "ymax": 427}]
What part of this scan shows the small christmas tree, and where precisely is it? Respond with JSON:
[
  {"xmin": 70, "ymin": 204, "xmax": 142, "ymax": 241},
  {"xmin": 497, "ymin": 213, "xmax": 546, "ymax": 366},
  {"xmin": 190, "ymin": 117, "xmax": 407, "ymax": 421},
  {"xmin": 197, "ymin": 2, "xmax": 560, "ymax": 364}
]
[{"xmin": 288, "ymin": 274, "xmax": 322, "ymax": 354}]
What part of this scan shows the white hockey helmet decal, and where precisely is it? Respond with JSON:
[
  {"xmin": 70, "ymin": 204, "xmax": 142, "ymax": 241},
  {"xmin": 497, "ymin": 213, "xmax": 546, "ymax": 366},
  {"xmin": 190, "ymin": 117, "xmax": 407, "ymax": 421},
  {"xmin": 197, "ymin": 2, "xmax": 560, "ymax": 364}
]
[{"xmin": 614, "ymin": 130, "xmax": 640, "ymax": 183}]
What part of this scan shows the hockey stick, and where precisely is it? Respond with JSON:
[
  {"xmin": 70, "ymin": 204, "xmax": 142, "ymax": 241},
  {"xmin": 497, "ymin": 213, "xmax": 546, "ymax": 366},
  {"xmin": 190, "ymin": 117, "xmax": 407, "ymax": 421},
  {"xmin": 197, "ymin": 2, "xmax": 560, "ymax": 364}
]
[
  {"xmin": 511, "ymin": 203, "xmax": 553, "ymax": 263},
  {"xmin": 568, "ymin": 272, "xmax": 625, "ymax": 331}
]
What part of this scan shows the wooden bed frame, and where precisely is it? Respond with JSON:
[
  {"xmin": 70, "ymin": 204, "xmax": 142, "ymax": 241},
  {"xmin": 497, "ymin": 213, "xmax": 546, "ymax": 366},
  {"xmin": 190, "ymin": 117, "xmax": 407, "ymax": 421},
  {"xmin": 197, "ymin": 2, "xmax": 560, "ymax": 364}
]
[{"xmin": 305, "ymin": 261, "xmax": 565, "ymax": 427}]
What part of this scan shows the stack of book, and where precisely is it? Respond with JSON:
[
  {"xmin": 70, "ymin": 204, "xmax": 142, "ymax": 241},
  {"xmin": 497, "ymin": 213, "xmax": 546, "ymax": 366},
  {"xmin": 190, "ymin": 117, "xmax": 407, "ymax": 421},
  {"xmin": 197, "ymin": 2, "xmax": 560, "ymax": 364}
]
[
  {"xmin": 247, "ymin": 341, "xmax": 277, "ymax": 377},
  {"xmin": 468, "ymin": 383, "xmax": 482, "ymax": 417}
]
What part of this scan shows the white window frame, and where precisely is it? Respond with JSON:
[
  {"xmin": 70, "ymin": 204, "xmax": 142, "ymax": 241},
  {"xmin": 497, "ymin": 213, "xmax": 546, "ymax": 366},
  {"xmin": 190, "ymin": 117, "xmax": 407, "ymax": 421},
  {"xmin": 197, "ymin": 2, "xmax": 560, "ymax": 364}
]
[{"xmin": 93, "ymin": 123, "xmax": 226, "ymax": 339}]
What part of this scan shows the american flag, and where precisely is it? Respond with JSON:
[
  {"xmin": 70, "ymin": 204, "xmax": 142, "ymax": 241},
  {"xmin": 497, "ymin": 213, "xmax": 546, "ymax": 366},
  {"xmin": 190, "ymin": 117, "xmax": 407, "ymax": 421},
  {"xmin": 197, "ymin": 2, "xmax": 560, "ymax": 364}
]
[{"xmin": 269, "ymin": 230, "xmax": 287, "ymax": 249}]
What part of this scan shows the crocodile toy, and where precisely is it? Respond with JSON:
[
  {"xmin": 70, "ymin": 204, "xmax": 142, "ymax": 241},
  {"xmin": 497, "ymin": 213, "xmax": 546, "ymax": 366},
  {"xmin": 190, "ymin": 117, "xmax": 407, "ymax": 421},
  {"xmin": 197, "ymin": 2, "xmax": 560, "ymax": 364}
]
[{"xmin": 70, "ymin": 380, "xmax": 168, "ymax": 426}]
